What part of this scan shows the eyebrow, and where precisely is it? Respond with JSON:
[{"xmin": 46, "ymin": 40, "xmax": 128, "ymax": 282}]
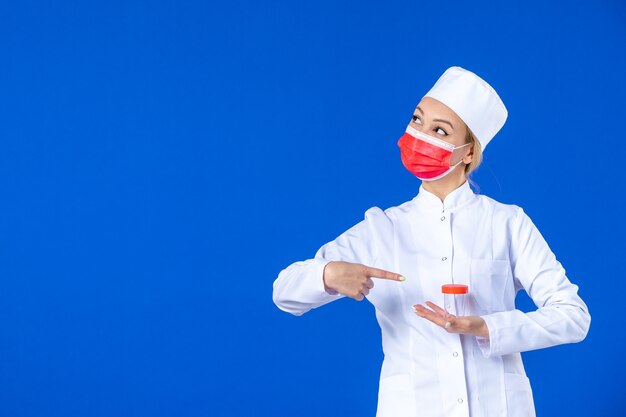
[{"xmin": 415, "ymin": 106, "xmax": 454, "ymax": 130}]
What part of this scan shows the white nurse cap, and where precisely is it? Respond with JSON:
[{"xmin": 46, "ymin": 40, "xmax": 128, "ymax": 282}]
[{"xmin": 423, "ymin": 66, "xmax": 508, "ymax": 151}]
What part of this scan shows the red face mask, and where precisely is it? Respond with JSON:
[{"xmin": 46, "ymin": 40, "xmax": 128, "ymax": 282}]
[{"xmin": 397, "ymin": 125, "xmax": 471, "ymax": 181}]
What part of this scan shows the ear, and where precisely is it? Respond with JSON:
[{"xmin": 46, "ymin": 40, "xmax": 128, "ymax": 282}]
[{"xmin": 463, "ymin": 145, "xmax": 474, "ymax": 164}]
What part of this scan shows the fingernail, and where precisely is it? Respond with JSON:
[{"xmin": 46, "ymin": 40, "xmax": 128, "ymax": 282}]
[
  {"xmin": 399, "ymin": 275, "xmax": 406, "ymax": 281},
  {"xmin": 445, "ymin": 322, "xmax": 452, "ymax": 328}
]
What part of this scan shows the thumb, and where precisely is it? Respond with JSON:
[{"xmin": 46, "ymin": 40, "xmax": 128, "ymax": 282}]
[{"xmin": 444, "ymin": 316, "xmax": 458, "ymax": 330}]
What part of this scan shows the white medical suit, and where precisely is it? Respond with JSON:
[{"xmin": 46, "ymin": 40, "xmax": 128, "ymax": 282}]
[{"xmin": 273, "ymin": 180, "xmax": 591, "ymax": 417}]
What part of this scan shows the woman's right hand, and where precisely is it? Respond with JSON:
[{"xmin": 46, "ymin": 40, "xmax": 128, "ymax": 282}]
[{"xmin": 322, "ymin": 261, "xmax": 405, "ymax": 301}]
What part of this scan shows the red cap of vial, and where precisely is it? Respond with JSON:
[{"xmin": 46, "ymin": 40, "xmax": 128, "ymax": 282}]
[{"xmin": 442, "ymin": 284, "xmax": 469, "ymax": 294}]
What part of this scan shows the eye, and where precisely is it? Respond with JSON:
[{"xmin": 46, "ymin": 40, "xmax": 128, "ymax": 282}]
[
  {"xmin": 411, "ymin": 114, "xmax": 422, "ymax": 125},
  {"xmin": 435, "ymin": 127, "xmax": 448, "ymax": 136}
]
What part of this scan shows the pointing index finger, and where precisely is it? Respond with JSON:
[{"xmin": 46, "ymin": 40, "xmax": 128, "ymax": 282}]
[{"xmin": 366, "ymin": 266, "xmax": 405, "ymax": 282}]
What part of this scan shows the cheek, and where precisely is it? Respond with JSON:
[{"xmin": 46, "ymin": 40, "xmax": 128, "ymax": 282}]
[{"xmin": 452, "ymin": 145, "xmax": 470, "ymax": 159}]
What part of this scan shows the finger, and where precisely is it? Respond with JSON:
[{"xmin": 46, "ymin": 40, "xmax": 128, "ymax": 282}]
[
  {"xmin": 354, "ymin": 293, "xmax": 365, "ymax": 301},
  {"xmin": 414, "ymin": 306, "xmax": 441, "ymax": 325},
  {"xmin": 449, "ymin": 316, "xmax": 474, "ymax": 333},
  {"xmin": 366, "ymin": 278, "xmax": 374, "ymax": 289},
  {"xmin": 444, "ymin": 317, "xmax": 460, "ymax": 332},
  {"xmin": 360, "ymin": 287, "xmax": 370, "ymax": 296},
  {"xmin": 413, "ymin": 304, "xmax": 447, "ymax": 327},
  {"xmin": 425, "ymin": 301, "xmax": 454, "ymax": 318},
  {"xmin": 365, "ymin": 266, "xmax": 405, "ymax": 282}
]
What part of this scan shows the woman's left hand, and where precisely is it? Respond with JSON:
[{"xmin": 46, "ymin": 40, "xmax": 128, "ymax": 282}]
[{"xmin": 413, "ymin": 301, "xmax": 489, "ymax": 338}]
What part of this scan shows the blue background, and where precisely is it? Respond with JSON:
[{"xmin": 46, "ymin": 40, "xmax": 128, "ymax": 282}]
[{"xmin": 0, "ymin": 0, "xmax": 623, "ymax": 416}]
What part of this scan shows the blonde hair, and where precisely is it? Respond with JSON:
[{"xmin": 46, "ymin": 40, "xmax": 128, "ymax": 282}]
[{"xmin": 463, "ymin": 123, "xmax": 483, "ymax": 191}]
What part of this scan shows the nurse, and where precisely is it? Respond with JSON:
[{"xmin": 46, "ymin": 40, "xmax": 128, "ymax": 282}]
[{"xmin": 272, "ymin": 66, "xmax": 591, "ymax": 417}]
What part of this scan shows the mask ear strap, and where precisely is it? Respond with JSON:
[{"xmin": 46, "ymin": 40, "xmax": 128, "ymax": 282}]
[
  {"xmin": 452, "ymin": 144, "xmax": 475, "ymax": 167},
  {"xmin": 451, "ymin": 159, "xmax": 465, "ymax": 168},
  {"xmin": 452, "ymin": 143, "xmax": 472, "ymax": 166}
]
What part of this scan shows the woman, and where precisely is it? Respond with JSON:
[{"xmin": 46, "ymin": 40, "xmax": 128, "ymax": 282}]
[{"xmin": 272, "ymin": 66, "xmax": 591, "ymax": 417}]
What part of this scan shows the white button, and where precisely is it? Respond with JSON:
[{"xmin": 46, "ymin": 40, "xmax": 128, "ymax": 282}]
[
  {"xmin": 440, "ymin": 216, "xmax": 446, "ymax": 221},
  {"xmin": 458, "ymin": 398, "xmax": 464, "ymax": 404},
  {"xmin": 453, "ymin": 352, "xmax": 458, "ymax": 357},
  {"xmin": 442, "ymin": 257, "xmax": 447, "ymax": 261}
]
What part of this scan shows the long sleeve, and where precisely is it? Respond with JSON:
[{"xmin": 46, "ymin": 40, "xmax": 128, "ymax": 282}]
[
  {"xmin": 272, "ymin": 207, "xmax": 382, "ymax": 316},
  {"xmin": 475, "ymin": 206, "xmax": 591, "ymax": 358}
]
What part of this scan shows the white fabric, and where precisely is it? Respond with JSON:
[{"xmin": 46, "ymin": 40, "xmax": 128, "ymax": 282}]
[
  {"xmin": 424, "ymin": 66, "xmax": 508, "ymax": 151},
  {"xmin": 273, "ymin": 181, "xmax": 591, "ymax": 417}
]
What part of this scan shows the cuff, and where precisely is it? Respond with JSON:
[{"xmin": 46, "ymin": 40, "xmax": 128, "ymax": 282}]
[
  {"xmin": 316, "ymin": 259, "xmax": 342, "ymax": 296},
  {"xmin": 476, "ymin": 314, "xmax": 497, "ymax": 358}
]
